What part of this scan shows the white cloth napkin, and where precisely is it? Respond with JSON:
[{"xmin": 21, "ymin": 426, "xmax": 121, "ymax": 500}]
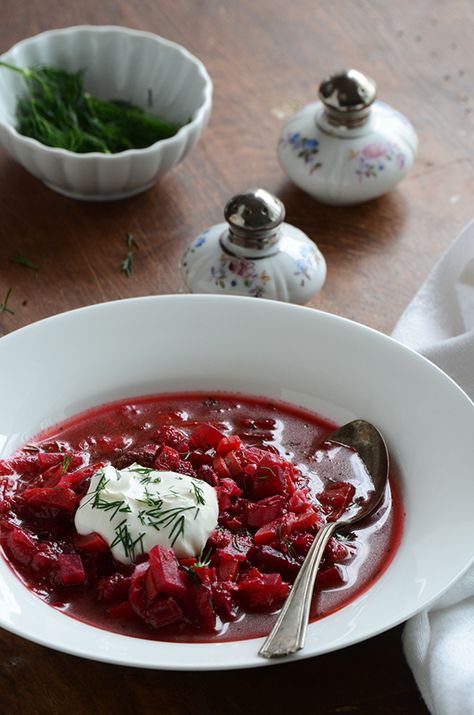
[{"xmin": 391, "ymin": 219, "xmax": 474, "ymax": 715}]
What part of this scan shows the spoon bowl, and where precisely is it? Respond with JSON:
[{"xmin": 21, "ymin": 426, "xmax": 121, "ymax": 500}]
[{"xmin": 258, "ymin": 419, "xmax": 389, "ymax": 659}]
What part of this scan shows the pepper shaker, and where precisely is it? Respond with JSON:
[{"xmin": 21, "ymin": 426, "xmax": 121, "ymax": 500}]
[
  {"xmin": 277, "ymin": 69, "xmax": 417, "ymax": 206},
  {"xmin": 181, "ymin": 188, "xmax": 326, "ymax": 304}
]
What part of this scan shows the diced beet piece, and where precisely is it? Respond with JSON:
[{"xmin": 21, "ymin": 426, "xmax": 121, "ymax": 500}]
[
  {"xmin": 213, "ymin": 454, "xmax": 231, "ymax": 479},
  {"xmin": 257, "ymin": 545, "xmax": 300, "ymax": 577},
  {"xmin": 215, "ymin": 530, "xmax": 254, "ymax": 562},
  {"xmin": 4, "ymin": 525, "xmax": 39, "ymax": 566},
  {"xmin": 98, "ymin": 573, "xmax": 132, "ymax": 602},
  {"xmin": 316, "ymin": 564, "xmax": 346, "ymax": 589},
  {"xmin": 251, "ymin": 453, "xmax": 287, "ymax": 498},
  {"xmin": 152, "ymin": 425, "xmax": 190, "ymax": 453},
  {"xmin": 188, "ymin": 450, "xmax": 213, "ymax": 469},
  {"xmin": 60, "ymin": 462, "xmax": 106, "ymax": 490},
  {"xmin": 325, "ymin": 537, "xmax": 351, "ymax": 564},
  {"xmin": 211, "ymin": 581, "xmax": 237, "ymax": 621},
  {"xmin": 189, "ymin": 423, "xmax": 224, "ymax": 450},
  {"xmin": 185, "ymin": 583, "xmax": 216, "ymax": 631},
  {"xmin": 216, "ymin": 435, "xmax": 242, "ymax": 455},
  {"xmin": 148, "ymin": 597, "xmax": 186, "ymax": 629},
  {"xmin": 37, "ymin": 452, "xmax": 63, "ymax": 470},
  {"xmin": 146, "ymin": 545, "xmax": 187, "ymax": 599},
  {"xmin": 57, "ymin": 554, "xmax": 86, "ymax": 586},
  {"xmin": 31, "ymin": 547, "xmax": 59, "ymax": 574},
  {"xmin": 289, "ymin": 489, "xmax": 312, "ymax": 513},
  {"xmin": 237, "ymin": 568, "xmax": 290, "ymax": 608},
  {"xmin": 0, "ymin": 460, "xmax": 13, "ymax": 476},
  {"xmin": 23, "ymin": 486, "xmax": 79, "ymax": 512},
  {"xmin": 154, "ymin": 445, "xmax": 180, "ymax": 472},
  {"xmin": 9, "ymin": 454, "xmax": 41, "ymax": 477},
  {"xmin": 106, "ymin": 600, "xmax": 135, "ymax": 619},
  {"xmin": 286, "ymin": 508, "xmax": 320, "ymax": 533},
  {"xmin": 289, "ymin": 531, "xmax": 315, "ymax": 556},
  {"xmin": 34, "ymin": 463, "xmax": 64, "ymax": 489},
  {"xmin": 254, "ymin": 517, "xmax": 286, "ymax": 545},
  {"xmin": 216, "ymin": 478, "xmax": 242, "ymax": 510},
  {"xmin": 318, "ymin": 482, "xmax": 356, "ymax": 521},
  {"xmin": 244, "ymin": 495, "xmax": 286, "ymax": 528},
  {"xmin": 218, "ymin": 513, "xmax": 245, "ymax": 532},
  {"xmin": 223, "ymin": 450, "xmax": 244, "ymax": 479},
  {"xmin": 176, "ymin": 459, "xmax": 195, "ymax": 477},
  {"xmin": 216, "ymin": 558, "xmax": 240, "ymax": 582},
  {"xmin": 115, "ymin": 444, "xmax": 159, "ymax": 469},
  {"xmin": 73, "ymin": 531, "xmax": 109, "ymax": 553},
  {"xmin": 239, "ymin": 446, "xmax": 268, "ymax": 466},
  {"xmin": 195, "ymin": 464, "xmax": 218, "ymax": 487},
  {"xmin": 207, "ymin": 527, "xmax": 232, "ymax": 549},
  {"xmin": 192, "ymin": 565, "xmax": 217, "ymax": 584}
]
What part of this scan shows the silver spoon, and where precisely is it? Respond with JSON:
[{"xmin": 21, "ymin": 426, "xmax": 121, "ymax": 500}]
[{"xmin": 258, "ymin": 419, "xmax": 389, "ymax": 659}]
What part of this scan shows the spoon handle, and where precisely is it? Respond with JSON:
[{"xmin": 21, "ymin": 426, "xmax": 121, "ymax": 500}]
[{"xmin": 258, "ymin": 520, "xmax": 338, "ymax": 658}]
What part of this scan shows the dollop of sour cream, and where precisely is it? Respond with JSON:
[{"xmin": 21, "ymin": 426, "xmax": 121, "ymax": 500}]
[{"xmin": 74, "ymin": 464, "xmax": 219, "ymax": 564}]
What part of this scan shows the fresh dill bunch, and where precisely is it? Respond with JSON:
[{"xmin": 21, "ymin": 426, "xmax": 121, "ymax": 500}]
[{"xmin": 0, "ymin": 61, "xmax": 182, "ymax": 153}]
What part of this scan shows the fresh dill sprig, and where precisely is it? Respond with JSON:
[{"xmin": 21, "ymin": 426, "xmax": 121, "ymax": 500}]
[
  {"xmin": 193, "ymin": 546, "xmax": 212, "ymax": 568},
  {"xmin": 0, "ymin": 61, "xmax": 182, "ymax": 153},
  {"xmin": 61, "ymin": 454, "xmax": 72, "ymax": 474},
  {"xmin": 0, "ymin": 288, "xmax": 14, "ymax": 315}
]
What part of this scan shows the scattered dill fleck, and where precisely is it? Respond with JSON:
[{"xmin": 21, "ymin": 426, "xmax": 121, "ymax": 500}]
[
  {"xmin": 0, "ymin": 288, "xmax": 14, "ymax": 315},
  {"xmin": 258, "ymin": 466, "xmax": 276, "ymax": 478},
  {"xmin": 121, "ymin": 233, "xmax": 139, "ymax": 277},
  {"xmin": 121, "ymin": 250, "xmax": 133, "ymax": 277},
  {"xmin": 11, "ymin": 255, "xmax": 41, "ymax": 272},
  {"xmin": 126, "ymin": 232, "xmax": 139, "ymax": 249}
]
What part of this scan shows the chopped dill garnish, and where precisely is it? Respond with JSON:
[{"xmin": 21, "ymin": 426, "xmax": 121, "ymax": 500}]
[
  {"xmin": 110, "ymin": 520, "xmax": 145, "ymax": 561},
  {"xmin": 191, "ymin": 479, "xmax": 206, "ymax": 505}
]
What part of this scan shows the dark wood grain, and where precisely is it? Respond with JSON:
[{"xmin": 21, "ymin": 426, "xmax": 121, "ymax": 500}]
[{"xmin": 0, "ymin": 0, "xmax": 470, "ymax": 712}]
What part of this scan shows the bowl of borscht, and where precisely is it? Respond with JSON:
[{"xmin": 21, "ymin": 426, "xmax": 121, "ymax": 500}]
[{"xmin": 0, "ymin": 294, "xmax": 473, "ymax": 670}]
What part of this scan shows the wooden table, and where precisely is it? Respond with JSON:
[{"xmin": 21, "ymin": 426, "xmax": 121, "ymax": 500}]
[{"xmin": 0, "ymin": 1, "xmax": 472, "ymax": 712}]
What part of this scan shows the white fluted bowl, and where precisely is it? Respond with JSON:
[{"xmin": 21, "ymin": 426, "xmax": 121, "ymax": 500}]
[{"xmin": 0, "ymin": 26, "xmax": 212, "ymax": 200}]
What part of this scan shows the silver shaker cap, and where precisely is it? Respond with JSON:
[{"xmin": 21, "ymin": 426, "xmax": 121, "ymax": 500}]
[
  {"xmin": 224, "ymin": 188, "xmax": 285, "ymax": 247},
  {"xmin": 319, "ymin": 69, "xmax": 376, "ymax": 127}
]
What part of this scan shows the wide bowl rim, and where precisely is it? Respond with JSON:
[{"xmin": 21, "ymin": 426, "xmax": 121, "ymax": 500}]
[
  {"xmin": 1, "ymin": 293, "xmax": 474, "ymax": 670},
  {"xmin": 0, "ymin": 24, "xmax": 213, "ymax": 160}
]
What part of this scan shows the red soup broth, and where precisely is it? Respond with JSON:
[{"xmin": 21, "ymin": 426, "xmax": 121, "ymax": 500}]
[{"xmin": 0, "ymin": 392, "xmax": 403, "ymax": 643}]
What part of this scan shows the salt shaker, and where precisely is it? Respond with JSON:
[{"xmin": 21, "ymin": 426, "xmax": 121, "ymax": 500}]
[
  {"xmin": 181, "ymin": 188, "xmax": 326, "ymax": 304},
  {"xmin": 277, "ymin": 69, "xmax": 418, "ymax": 206}
]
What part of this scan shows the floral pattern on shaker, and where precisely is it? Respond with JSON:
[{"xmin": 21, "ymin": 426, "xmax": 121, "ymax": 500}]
[
  {"xmin": 280, "ymin": 132, "xmax": 322, "ymax": 174},
  {"xmin": 292, "ymin": 244, "xmax": 317, "ymax": 287},
  {"xmin": 181, "ymin": 230, "xmax": 209, "ymax": 275},
  {"xmin": 211, "ymin": 254, "xmax": 272, "ymax": 298},
  {"xmin": 349, "ymin": 141, "xmax": 406, "ymax": 181}
]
